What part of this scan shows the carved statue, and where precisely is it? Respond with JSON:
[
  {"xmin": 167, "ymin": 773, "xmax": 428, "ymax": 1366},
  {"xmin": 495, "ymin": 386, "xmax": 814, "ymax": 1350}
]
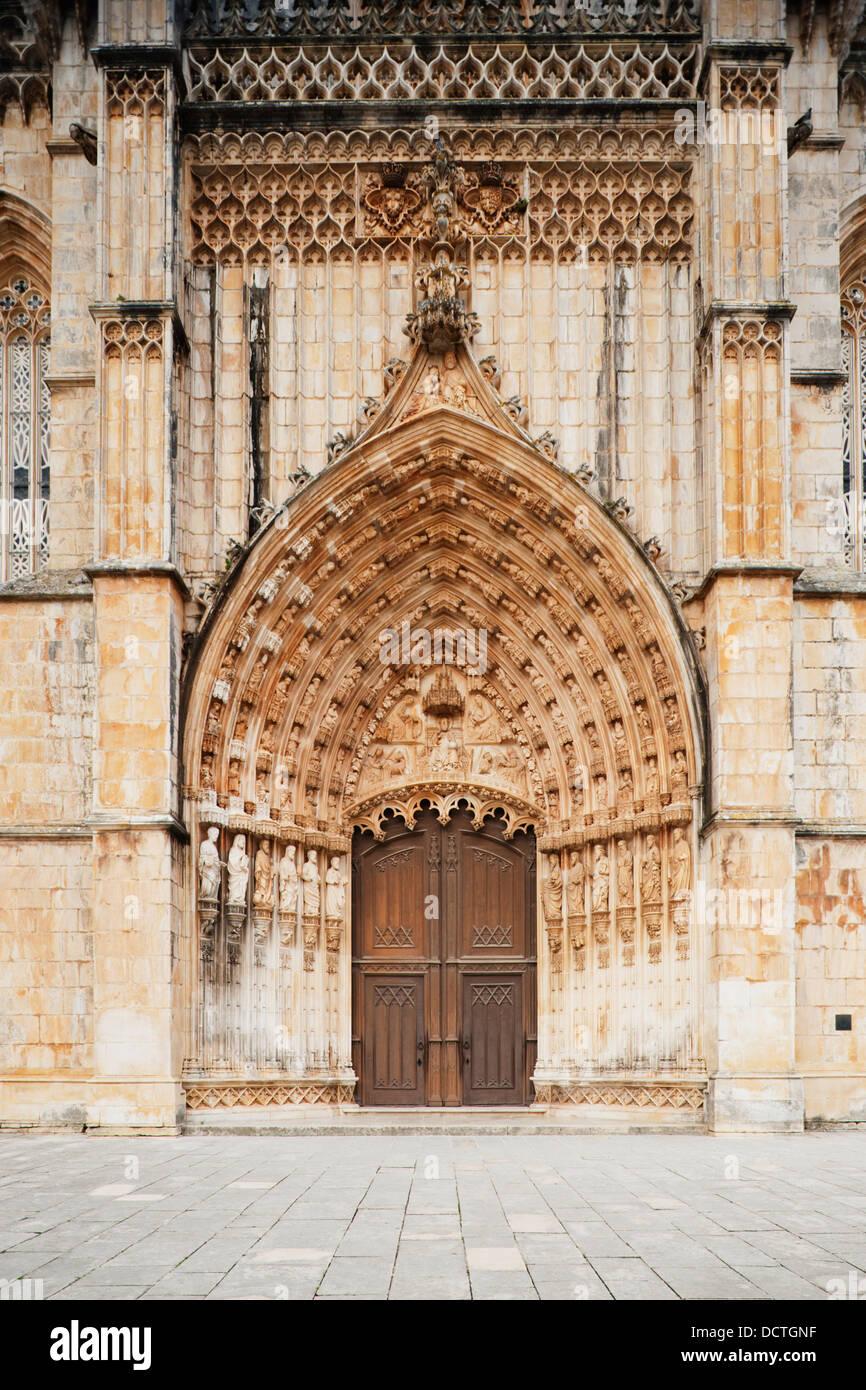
[
  {"xmin": 467, "ymin": 694, "xmax": 500, "ymax": 742},
  {"xmin": 591, "ymin": 844, "xmax": 610, "ymax": 913},
  {"xmin": 226, "ymin": 834, "xmax": 250, "ymax": 908},
  {"xmin": 669, "ymin": 827, "xmax": 691, "ymax": 899},
  {"xmin": 301, "ymin": 850, "xmax": 321, "ymax": 918},
  {"xmin": 198, "ymin": 826, "xmax": 221, "ymax": 901},
  {"xmin": 616, "ymin": 839, "xmax": 634, "ymax": 906},
  {"xmin": 671, "ymin": 748, "xmax": 688, "ymax": 789},
  {"xmin": 278, "ymin": 844, "xmax": 299, "ymax": 914},
  {"xmin": 542, "ymin": 855, "xmax": 563, "ymax": 927},
  {"xmin": 253, "ymin": 838, "xmax": 274, "ymax": 910},
  {"xmin": 566, "ymin": 851, "xmax": 585, "ymax": 916},
  {"xmin": 325, "ymin": 856, "xmax": 348, "ymax": 922},
  {"xmin": 640, "ymin": 835, "xmax": 662, "ymax": 904},
  {"xmin": 645, "ymin": 756, "xmax": 659, "ymax": 795}
]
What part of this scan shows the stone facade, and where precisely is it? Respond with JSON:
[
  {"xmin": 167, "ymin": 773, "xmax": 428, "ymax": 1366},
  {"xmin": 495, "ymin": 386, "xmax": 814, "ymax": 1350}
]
[{"xmin": 1, "ymin": 0, "xmax": 866, "ymax": 1133}]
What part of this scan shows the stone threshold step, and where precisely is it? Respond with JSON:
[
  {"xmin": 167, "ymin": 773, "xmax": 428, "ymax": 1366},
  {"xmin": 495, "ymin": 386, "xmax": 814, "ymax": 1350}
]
[{"xmin": 183, "ymin": 1106, "xmax": 707, "ymax": 1136}]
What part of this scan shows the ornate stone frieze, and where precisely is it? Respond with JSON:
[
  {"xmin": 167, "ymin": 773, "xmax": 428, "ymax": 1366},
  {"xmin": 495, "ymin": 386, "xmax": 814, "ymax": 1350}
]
[
  {"xmin": 184, "ymin": 39, "xmax": 699, "ymax": 106},
  {"xmin": 186, "ymin": 128, "xmax": 694, "ymax": 267},
  {"xmin": 184, "ymin": 1080, "xmax": 356, "ymax": 1108},
  {"xmin": 533, "ymin": 1080, "xmax": 706, "ymax": 1110},
  {"xmin": 184, "ymin": 0, "xmax": 701, "ymax": 41}
]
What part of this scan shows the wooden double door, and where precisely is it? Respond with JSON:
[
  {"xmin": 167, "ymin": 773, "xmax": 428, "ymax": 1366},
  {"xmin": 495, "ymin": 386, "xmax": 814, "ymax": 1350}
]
[{"xmin": 352, "ymin": 809, "xmax": 536, "ymax": 1105}]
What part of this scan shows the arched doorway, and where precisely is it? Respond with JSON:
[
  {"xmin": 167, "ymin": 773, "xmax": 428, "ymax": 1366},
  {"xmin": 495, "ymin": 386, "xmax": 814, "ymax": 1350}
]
[
  {"xmin": 180, "ymin": 342, "xmax": 706, "ymax": 1117},
  {"xmin": 352, "ymin": 807, "xmax": 537, "ymax": 1106}
]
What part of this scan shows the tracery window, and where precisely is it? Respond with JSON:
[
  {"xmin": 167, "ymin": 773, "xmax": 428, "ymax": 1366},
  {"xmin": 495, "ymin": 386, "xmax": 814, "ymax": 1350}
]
[
  {"xmin": 841, "ymin": 278, "xmax": 866, "ymax": 569},
  {"xmin": 0, "ymin": 274, "xmax": 50, "ymax": 580}
]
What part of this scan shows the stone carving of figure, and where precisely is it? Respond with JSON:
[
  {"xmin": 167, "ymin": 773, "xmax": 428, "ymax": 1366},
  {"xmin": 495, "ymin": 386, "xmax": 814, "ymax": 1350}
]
[
  {"xmin": 640, "ymin": 835, "xmax": 662, "ymax": 904},
  {"xmin": 645, "ymin": 756, "xmax": 659, "ymax": 795},
  {"xmin": 669, "ymin": 827, "xmax": 691, "ymax": 899},
  {"xmin": 430, "ymin": 732, "xmax": 459, "ymax": 775},
  {"xmin": 595, "ymin": 774, "xmax": 608, "ymax": 807},
  {"xmin": 617, "ymin": 839, "xmax": 634, "ymax": 906},
  {"xmin": 496, "ymin": 745, "xmax": 524, "ymax": 791},
  {"xmin": 278, "ymin": 844, "xmax": 299, "ymax": 914},
  {"xmin": 542, "ymin": 855, "xmax": 563, "ymax": 927},
  {"xmin": 476, "ymin": 748, "xmax": 495, "ymax": 776},
  {"xmin": 198, "ymin": 826, "xmax": 221, "ymax": 901},
  {"xmin": 468, "ymin": 694, "xmax": 500, "ymax": 742},
  {"xmin": 591, "ymin": 844, "xmax": 610, "ymax": 913},
  {"xmin": 226, "ymin": 834, "xmax": 250, "ymax": 908},
  {"xmin": 367, "ymin": 745, "xmax": 388, "ymax": 786},
  {"xmin": 389, "ymin": 701, "xmax": 423, "ymax": 742},
  {"xmin": 325, "ymin": 856, "xmax": 347, "ymax": 923},
  {"xmin": 671, "ymin": 748, "xmax": 688, "ymax": 789},
  {"xmin": 442, "ymin": 349, "xmax": 470, "ymax": 410},
  {"xmin": 253, "ymin": 838, "xmax": 274, "ymax": 910},
  {"xmin": 387, "ymin": 747, "xmax": 409, "ymax": 779},
  {"xmin": 566, "ymin": 851, "xmax": 585, "ymax": 916},
  {"xmin": 301, "ymin": 850, "xmax": 321, "ymax": 919}
]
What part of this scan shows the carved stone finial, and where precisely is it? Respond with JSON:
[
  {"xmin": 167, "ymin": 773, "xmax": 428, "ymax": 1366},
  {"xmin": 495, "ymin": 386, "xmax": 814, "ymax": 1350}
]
[{"xmin": 405, "ymin": 137, "xmax": 479, "ymax": 350}]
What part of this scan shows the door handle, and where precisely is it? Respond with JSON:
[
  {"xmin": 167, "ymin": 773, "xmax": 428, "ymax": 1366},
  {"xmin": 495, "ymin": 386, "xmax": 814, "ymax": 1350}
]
[
  {"xmin": 417, "ymin": 1039, "xmax": 425, "ymax": 1067},
  {"xmin": 462, "ymin": 1036, "xmax": 470, "ymax": 1063}
]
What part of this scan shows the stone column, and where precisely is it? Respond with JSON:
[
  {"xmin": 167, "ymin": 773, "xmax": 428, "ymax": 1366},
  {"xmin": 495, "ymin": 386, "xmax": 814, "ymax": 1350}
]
[
  {"xmin": 697, "ymin": 0, "xmax": 803, "ymax": 1131},
  {"xmin": 86, "ymin": 5, "xmax": 187, "ymax": 1130}
]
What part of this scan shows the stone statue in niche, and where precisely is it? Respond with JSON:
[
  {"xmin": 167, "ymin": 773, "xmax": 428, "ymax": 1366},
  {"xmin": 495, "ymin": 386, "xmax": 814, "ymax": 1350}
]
[
  {"xmin": 541, "ymin": 854, "xmax": 563, "ymax": 927},
  {"xmin": 616, "ymin": 839, "xmax": 634, "ymax": 905},
  {"xmin": 566, "ymin": 851, "xmax": 585, "ymax": 916},
  {"xmin": 198, "ymin": 827, "xmax": 221, "ymax": 901},
  {"xmin": 645, "ymin": 756, "xmax": 659, "ymax": 795},
  {"xmin": 278, "ymin": 844, "xmax": 299, "ymax": 914},
  {"xmin": 301, "ymin": 850, "xmax": 321, "ymax": 919},
  {"xmin": 226, "ymin": 834, "xmax": 250, "ymax": 908},
  {"xmin": 640, "ymin": 835, "xmax": 662, "ymax": 904},
  {"xmin": 591, "ymin": 843, "xmax": 610, "ymax": 912},
  {"xmin": 253, "ymin": 838, "xmax": 274, "ymax": 910},
  {"xmin": 669, "ymin": 827, "xmax": 691, "ymax": 899},
  {"xmin": 671, "ymin": 748, "xmax": 688, "ymax": 790},
  {"xmin": 325, "ymin": 856, "xmax": 348, "ymax": 922}
]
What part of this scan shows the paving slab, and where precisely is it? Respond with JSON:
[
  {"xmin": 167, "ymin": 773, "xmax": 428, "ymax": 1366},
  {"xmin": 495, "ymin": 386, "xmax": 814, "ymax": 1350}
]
[{"xmin": 1, "ymin": 1131, "xmax": 865, "ymax": 1300}]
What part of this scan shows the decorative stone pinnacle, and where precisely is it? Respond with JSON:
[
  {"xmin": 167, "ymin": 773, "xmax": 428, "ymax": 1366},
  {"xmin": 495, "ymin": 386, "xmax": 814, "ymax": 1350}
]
[{"xmin": 405, "ymin": 138, "xmax": 478, "ymax": 350}]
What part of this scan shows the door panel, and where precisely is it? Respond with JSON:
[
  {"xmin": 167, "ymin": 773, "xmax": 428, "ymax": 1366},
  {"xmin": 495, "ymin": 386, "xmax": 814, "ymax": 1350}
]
[
  {"xmin": 457, "ymin": 834, "xmax": 528, "ymax": 959},
  {"xmin": 363, "ymin": 975, "xmax": 425, "ymax": 1105},
  {"xmin": 353, "ymin": 809, "xmax": 535, "ymax": 1105},
  {"xmin": 462, "ymin": 974, "xmax": 523, "ymax": 1105}
]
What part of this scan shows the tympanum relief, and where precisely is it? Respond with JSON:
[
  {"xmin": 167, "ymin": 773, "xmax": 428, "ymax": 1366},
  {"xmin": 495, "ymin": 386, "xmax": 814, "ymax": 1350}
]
[{"xmin": 355, "ymin": 672, "xmax": 530, "ymax": 808}]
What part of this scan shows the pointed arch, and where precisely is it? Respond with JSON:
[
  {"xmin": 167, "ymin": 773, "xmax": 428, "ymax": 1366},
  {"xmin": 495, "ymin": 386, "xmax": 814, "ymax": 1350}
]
[{"xmin": 182, "ymin": 408, "xmax": 706, "ymax": 839}]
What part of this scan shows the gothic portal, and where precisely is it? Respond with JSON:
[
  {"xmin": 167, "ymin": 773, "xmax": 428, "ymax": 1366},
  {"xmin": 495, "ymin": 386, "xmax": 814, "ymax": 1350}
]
[{"xmin": 3, "ymin": 0, "xmax": 866, "ymax": 1134}]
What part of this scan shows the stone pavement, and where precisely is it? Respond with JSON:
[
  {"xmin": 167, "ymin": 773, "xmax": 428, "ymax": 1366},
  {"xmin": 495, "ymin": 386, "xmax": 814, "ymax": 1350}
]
[{"xmin": 1, "ymin": 1132, "xmax": 865, "ymax": 1300}]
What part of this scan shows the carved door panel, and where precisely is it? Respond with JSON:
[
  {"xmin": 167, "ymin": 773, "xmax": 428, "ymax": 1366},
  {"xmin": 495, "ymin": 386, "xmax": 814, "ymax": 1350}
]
[
  {"xmin": 462, "ymin": 975, "xmax": 523, "ymax": 1105},
  {"xmin": 362, "ymin": 975, "xmax": 425, "ymax": 1105},
  {"xmin": 353, "ymin": 809, "xmax": 535, "ymax": 1105}
]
